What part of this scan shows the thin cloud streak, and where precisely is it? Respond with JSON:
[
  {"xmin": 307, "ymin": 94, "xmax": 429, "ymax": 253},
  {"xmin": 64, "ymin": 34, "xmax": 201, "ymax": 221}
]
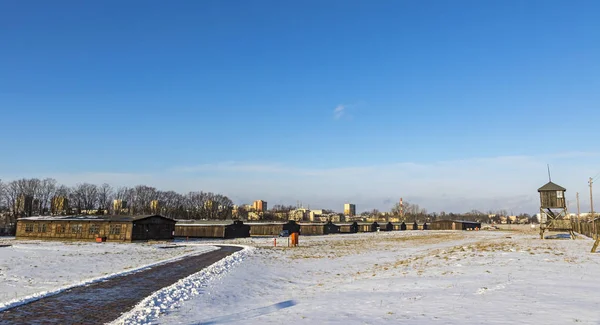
[
  {"xmin": 333, "ymin": 104, "xmax": 345, "ymax": 120},
  {"xmin": 170, "ymin": 152, "xmax": 600, "ymax": 179}
]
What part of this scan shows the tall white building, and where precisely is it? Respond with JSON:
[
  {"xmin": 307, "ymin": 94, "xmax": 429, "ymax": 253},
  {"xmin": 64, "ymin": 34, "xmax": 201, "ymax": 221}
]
[{"xmin": 344, "ymin": 203, "xmax": 356, "ymax": 216}]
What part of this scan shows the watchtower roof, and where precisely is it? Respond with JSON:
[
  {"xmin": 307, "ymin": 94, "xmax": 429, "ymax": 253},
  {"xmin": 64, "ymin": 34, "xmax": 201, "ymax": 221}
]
[{"xmin": 537, "ymin": 181, "xmax": 566, "ymax": 192}]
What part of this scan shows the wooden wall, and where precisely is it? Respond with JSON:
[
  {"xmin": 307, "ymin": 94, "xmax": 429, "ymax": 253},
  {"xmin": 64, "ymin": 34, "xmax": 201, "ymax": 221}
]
[
  {"xmin": 357, "ymin": 224, "xmax": 374, "ymax": 232},
  {"xmin": 175, "ymin": 225, "xmax": 226, "ymax": 238},
  {"xmin": 300, "ymin": 224, "xmax": 325, "ymax": 236},
  {"xmin": 131, "ymin": 217, "xmax": 175, "ymax": 241},
  {"xmin": 339, "ymin": 225, "xmax": 352, "ymax": 233},
  {"xmin": 248, "ymin": 224, "xmax": 282, "ymax": 236},
  {"xmin": 16, "ymin": 221, "xmax": 133, "ymax": 241},
  {"xmin": 540, "ymin": 191, "xmax": 566, "ymax": 208},
  {"xmin": 429, "ymin": 221, "xmax": 455, "ymax": 230}
]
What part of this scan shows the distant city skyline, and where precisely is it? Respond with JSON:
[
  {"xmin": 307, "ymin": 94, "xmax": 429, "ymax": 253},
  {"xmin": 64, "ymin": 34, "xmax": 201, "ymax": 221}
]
[{"xmin": 2, "ymin": 1, "xmax": 600, "ymax": 214}]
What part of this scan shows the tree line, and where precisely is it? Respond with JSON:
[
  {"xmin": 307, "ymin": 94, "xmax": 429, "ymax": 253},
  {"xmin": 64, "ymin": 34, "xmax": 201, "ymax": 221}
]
[
  {"xmin": 383, "ymin": 202, "xmax": 535, "ymax": 224},
  {"xmin": 0, "ymin": 178, "xmax": 234, "ymax": 226},
  {"xmin": 0, "ymin": 178, "xmax": 537, "ymax": 229}
]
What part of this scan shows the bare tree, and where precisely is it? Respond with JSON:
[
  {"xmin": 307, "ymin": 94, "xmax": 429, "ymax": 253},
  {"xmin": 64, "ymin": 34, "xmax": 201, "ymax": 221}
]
[
  {"xmin": 214, "ymin": 193, "xmax": 233, "ymax": 220},
  {"xmin": 131, "ymin": 185, "xmax": 158, "ymax": 215},
  {"xmin": 51, "ymin": 185, "xmax": 71, "ymax": 215},
  {"xmin": 0, "ymin": 177, "xmax": 239, "ymax": 221},
  {"xmin": 12, "ymin": 178, "xmax": 41, "ymax": 216},
  {"xmin": 55, "ymin": 185, "xmax": 70, "ymax": 197},
  {"xmin": 112, "ymin": 186, "xmax": 131, "ymax": 215},
  {"xmin": 97, "ymin": 183, "xmax": 113, "ymax": 213},
  {"xmin": 5, "ymin": 181, "xmax": 21, "ymax": 223},
  {"xmin": 158, "ymin": 190, "xmax": 185, "ymax": 218},
  {"xmin": 71, "ymin": 183, "xmax": 99, "ymax": 213},
  {"xmin": 0, "ymin": 180, "xmax": 13, "ymax": 231},
  {"xmin": 0, "ymin": 179, "xmax": 5, "ymax": 210},
  {"xmin": 271, "ymin": 205, "xmax": 295, "ymax": 212},
  {"xmin": 186, "ymin": 191, "xmax": 205, "ymax": 219},
  {"xmin": 38, "ymin": 178, "xmax": 57, "ymax": 215}
]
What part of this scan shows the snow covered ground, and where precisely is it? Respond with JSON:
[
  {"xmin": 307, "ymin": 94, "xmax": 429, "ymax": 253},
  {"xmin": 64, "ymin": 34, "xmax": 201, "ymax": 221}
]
[
  {"xmin": 111, "ymin": 244, "xmax": 253, "ymax": 325},
  {"xmin": 151, "ymin": 229, "xmax": 600, "ymax": 325},
  {"xmin": 2, "ymin": 228, "xmax": 600, "ymax": 325},
  {"xmin": 0, "ymin": 237, "xmax": 218, "ymax": 311}
]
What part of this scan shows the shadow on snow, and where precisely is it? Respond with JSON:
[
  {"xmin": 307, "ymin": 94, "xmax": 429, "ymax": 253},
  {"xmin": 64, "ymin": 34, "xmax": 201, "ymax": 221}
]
[{"xmin": 192, "ymin": 300, "xmax": 298, "ymax": 325}]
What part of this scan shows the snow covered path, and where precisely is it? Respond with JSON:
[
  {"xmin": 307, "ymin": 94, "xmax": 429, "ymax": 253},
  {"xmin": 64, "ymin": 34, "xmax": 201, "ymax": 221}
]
[
  {"xmin": 154, "ymin": 230, "xmax": 600, "ymax": 325},
  {"xmin": 0, "ymin": 238, "xmax": 218, "ymax": 309},
  {"xmin": 0, "ymin": 246, "xmax": 242, "ymax": 325}
]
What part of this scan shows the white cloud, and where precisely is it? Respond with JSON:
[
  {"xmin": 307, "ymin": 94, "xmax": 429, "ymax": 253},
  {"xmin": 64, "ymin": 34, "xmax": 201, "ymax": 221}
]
[
  {"xmin": 3, "ymin": 152, "xmax": 599, "ymax": 214},
  {"xmin": 333, "ymin": 104, "xmax": 345, "ymax": 120}
]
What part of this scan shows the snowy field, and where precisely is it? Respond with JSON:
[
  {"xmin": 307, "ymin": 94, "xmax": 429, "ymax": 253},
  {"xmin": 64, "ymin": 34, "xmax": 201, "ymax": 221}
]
[
  {"xmin": 3, "ymin": 228, "xmax": 600, "ymax": 325},
  {"xmin": 0, "ymin": 237, "xmax": 218, "ymax": 310},
  {"xmin": 152, "ymin": 228, "xmax": 600, "ymax": 325}
]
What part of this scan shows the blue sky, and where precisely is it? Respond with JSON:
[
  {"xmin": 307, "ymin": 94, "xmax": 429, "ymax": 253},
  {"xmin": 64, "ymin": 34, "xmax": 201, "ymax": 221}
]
[{"xmin": 1, "ymin": 0, "xmax": 600, "ymax": 213}]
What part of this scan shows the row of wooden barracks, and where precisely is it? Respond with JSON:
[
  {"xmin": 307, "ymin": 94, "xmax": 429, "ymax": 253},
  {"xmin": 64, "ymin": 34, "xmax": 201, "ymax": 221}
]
[{"xmin": 14, "ymin": 215, "xmax": 481, "ymax": 241}]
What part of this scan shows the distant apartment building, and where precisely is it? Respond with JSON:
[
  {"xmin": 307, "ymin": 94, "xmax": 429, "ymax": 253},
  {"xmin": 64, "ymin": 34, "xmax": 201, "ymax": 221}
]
[
  {"xmin": 329, "ymin": 214, "xmax": 343, "ymax": 223},
  {"xmin": 309, "ymin": 209, "xmax": 325, "ymax": 222},
  {"xmin": 51, "ymin": 196, "xmax": 69, "ymax": 215},
  {"xmin": 253, "ymin": 200, "xmax": 267, "ymax": 212},
  {"xmin": 17, "ymin": 195, "xmax": 34, "ymax": 216},
  {"xmin": 344, "ymin": 203, "xmax": 356, "ymax": 217},
  {"xmin": 204, "ymin": 200, "xmax": 215, "ymax": 210},
  {"xmin": 290, "ymin": 208, "xmax": 310, "ymax": 221},
  {"xmin": 113, "ymin": 199, "xmax": 128, "ymax": 213},
  {"xmin": 150, "ymin": 200, "xmax": 161, "ymax": 213}
]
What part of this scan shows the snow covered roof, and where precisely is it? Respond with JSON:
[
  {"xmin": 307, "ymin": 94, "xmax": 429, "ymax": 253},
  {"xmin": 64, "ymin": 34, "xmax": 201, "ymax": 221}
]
[
  {"xmin": 431, "ymin": 219, "xmax": 481, "ymax": 224},
  {"xmin": 18, "ymin": 215, "xmax": 174, "ymax": 222},
  {"xmin": 177, "ymin": 221, "xmax": 233, "ymax": 227},
  {"xmin": 538, "ymin": 181, "xmax": 566, "ymax": 192}
]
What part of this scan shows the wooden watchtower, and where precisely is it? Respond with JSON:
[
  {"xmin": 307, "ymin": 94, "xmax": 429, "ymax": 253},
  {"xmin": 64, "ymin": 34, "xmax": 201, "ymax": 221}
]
[{"xmin": 538, "ymin": 181, "xmax": 574, "ymax": 239}]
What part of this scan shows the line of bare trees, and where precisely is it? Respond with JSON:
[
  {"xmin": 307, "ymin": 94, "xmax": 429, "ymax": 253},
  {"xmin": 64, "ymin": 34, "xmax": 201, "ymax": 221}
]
[
  {"xmin": 389, "ymin": 200, "xmax": 429, "ymax": 222},
  {"xmin": 0, "ymin": 178, "xmax": 234, "ymax": 226},
  {"xmin": 387, "ymin": 201, "xmax": 535, "ymax": 223}
]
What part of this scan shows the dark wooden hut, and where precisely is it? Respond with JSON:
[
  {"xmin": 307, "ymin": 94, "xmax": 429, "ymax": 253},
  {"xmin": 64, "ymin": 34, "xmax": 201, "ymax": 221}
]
[
  {"xmin": 176, "ymin": 221, "xmax": 251, "ymax": 239},
  {"xmin": 371, "ymin": 222, "xmax": 380, "ymax": 232},
  {"xmin": 225, "ymin": 220, "xmax": 251, "ymax": 238},
  {"xmin": 429, "ymin": 220, "xmax": 481, "ymax": 230},
  {"xmin": 324, "ymin": 221, "xmax": 341, "ymax": 234},
  {"xmin": 385, "ymin": 222, "xmax": 394, "ymax": 231},
  {"xmin": 16, "ymin": 215, "xmax": 175, "ymax": 242},
  {"xmin": 283, "ymin": 220, "xmax": 301, "ymax": 234}
]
